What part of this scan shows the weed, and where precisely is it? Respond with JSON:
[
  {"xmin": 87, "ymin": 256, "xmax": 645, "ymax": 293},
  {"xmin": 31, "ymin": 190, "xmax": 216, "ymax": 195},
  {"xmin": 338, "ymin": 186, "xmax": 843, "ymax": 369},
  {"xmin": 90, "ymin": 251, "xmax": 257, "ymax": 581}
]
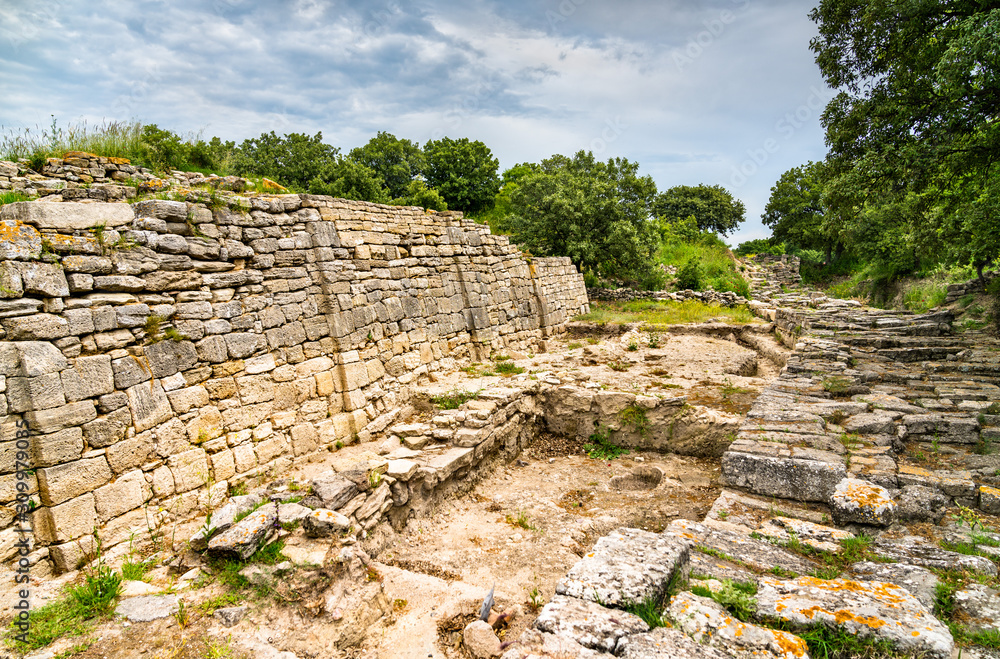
[
  {"xmin": 202, "ymin": 635, "xmax": 236, "ymax": 658},
  {"xmin": 575, "ymin": 299, "xmax": 754, "ymax": 326},
  {"xmin": 608, "ymin": 359, "xmax": 631, "ymax": 372},
  {"xmin": 567, "ymin": 342, "xmax": 582, "ymax": 350},
  {"xmin": 163, "ymin": 326, "xmax": 186, "ymax": 342},
  {"xmin": 505, "ymin": 511, "xmax": 537, "ymax": 531},
  {"xmin": 430, "ymin": 388, "xmax": 480, "ymax": 410},
  {"xmin": 623, "ymin": 596, "xmax": 666, "ymax": 628},
  {"xmin": 627, "ymin": 340, "xmax": 639, "ymax": 351},
  {"xmin": 494, "ymin": 360, "xmax": 525, "ymax": 376},
  {"xmin": 368, "ymin": 469, "xmax": 383, "ymax": 489},
  {"xmin": 174, "ymin": 599, "xmax": 190, "ymax": 628},
  {"xmin": 690, "ymin": 579, "xmax": 757, "ymax": 621},
  {"xmin": 648, "ymin": 333, "xmax": 660, "ymax": 348},
  {"xmin": 583, "ymin": 425, "xmax": 629, "ymax": 460},
  {"xmin": 228, "ymin": 482, "xmax": 249, "ymax": 498},
  {"xmin": 619, "ymin": 404, "xmax": 651, "ymax": 438},
  {"xmin": 365, "ymin": 566, "xmax": 383, "ymax": 583},
  {"xmin": 198, "ymin": 593, "xmax": 241, "ymax": 615},
  {"xmin": 717, "ymin": 510, "xmax": 729, "ymax": 520},
  {"xmin": 334, "ymin": 440, "xmax": 344, "ymax": 450},
  {"xmin": 720, "ymin": 377, "xmax": 752, "ymax": 399},
  {"xmin": 822, "ymin": 376, "xmax": 852, "ymax": 396},
  {"xmin": 527, "ymin": 586, "xmax": 545, "ymax": 612},
  {"xmin": 769, "ymin": 565, "xmax": 799, "ymax": 578},
  {"xmin": 586, "ymin": 337, "xmax": 599, "ymax": 345},
  {"xmin": 393, "ymin": 598, "xmax": 408, "ymax": 612}
]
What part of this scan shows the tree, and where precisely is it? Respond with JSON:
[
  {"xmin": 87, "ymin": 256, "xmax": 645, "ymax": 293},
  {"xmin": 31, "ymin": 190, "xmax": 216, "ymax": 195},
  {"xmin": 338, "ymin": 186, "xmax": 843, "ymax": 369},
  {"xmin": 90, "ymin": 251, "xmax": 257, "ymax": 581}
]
[
  {"xmin": 390, "ymin": 179, "xmax": 448, "ymax": 211},
  {"xmin": 422, "ymin": 137, "xmax": 500, "ymax": 215},
  {"xmin": 497, "ymin": 151, "xmax": 659, "ymax": 281},
  {"xmin": 307, "ymin": 157, "xmax": 388, "ymax": 203},
  {"xmin": 348, "ymin": 132, "xmax": 424, "ymax": 199},
  {"xmin": 762, "ymin": 161, "xmax": 837, "ymax": 261},
  {"xmin": 231, "ymin": 131, "xmax": 339, "ymax": 189},
  {"xmin": 811, "ymin": 2, "xmax": 1000, "ymax": 281},
  {"xmin": 652, "ymin": 184, "xmax": 745, "ymax": 236}
]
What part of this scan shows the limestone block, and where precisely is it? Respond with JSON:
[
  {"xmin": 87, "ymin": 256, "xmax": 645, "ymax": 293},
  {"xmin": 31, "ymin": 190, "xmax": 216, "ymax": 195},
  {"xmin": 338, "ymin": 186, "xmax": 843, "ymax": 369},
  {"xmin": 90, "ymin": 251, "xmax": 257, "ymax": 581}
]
[
  {"xmin": 94, "ymin": 469, "xmax": 148, "ymax": 522},
  {"xmin": 167, "ymin": 449, "xmax": 209, "ymax": 493},
  {"xmin": 4, "ymin": 313, "xmax": 69, "ymax": 340},
  {"xmin": 106, "ymin": 434, "xmax": 154, "ymax": 473},
  {"xmin": 126, "ymin": 381, "xmax": 173, "ymax": 433},
  {"xmin": 15, "ymin": 262, "xmax": 69, "ymax": 297},
  {"xmin": 26, "ymin": 400, "xmax": 96, "ymax": 434},
  {"xmin": 0, "ymin": 215, "xmax": 41, "ymax": 260},
  {"xmin": 113, "ymin": 355, "xmax": 151, "ymax": 389},
  {"xmin": 166, "ymin": 386, "xmax": 209, "ymax": 415},
  {"xmin": 244, "ymin": 354, "xmax": 276, "ymax": 374},
  {"xmin": 63, "ymin": 255, "xmax": 113, "ymax": 274},
  {"xmin": 4, "ymin": 201, "xmax": 133, "ymax": 230},
  {"xmin": 254, "ymin": 436, "xmax": 287, "ymax": 464},
  {"xmin": 210, "ymin": 449, "xmax": 236, "ymax": 482},
  {"xmin": 236, "ymin": 374, "xmax": 275, "ymax": 404},
  {"xmin": 33, "ymin": 427, "xmax": 84, "ymax": 467},
  {"xmin": 68, "ymin": 354, "xmax": 114, "ymax": 400},
  {"xmin": 312, "ymin": 471, "xmax": 359, "ymax": 510},
  {"xmin": 556, "ymin": 527, "xmax": 691, "ymax": 608},
  {"xmin": 207, "ymin": 507, "xmax": 277, "ymax": 561},
  {"xmin": 151, "ymin": 465, "xmax": 174, "ymax": 497},
  {"xmin": 953, "ymin": 584, "xmax": 1000, "ymax": 635},
  {"xmin": 82, "ymin": 407, "xmax": 131, "ymax": 448},
  {"xmin": 981, "ymin": 485, "xmax": 1000, "ymax": 515},
  {"xmin": 668, "ymin": 591, "xmax": 808, "ymax": 659},
  {"xmin": 196, "ymin": 335, "xmax": 228, "ymax": 363},
  {"xmin": 226, "ymin": 333, "xmax": 261, "ymax": 360},
  {"xmin": 63, "ymin": 307, "xmax": 95, "ymax": 335},
  {"xmin": 232, "ymin": 443, "xmax": 257, "ymax": 473},
  {"xmin": 721, "ymin": 442, "xmax": 845, "ymax": 503},
  {"xmin": 36, "ymin": 493, "xmax": 97, "ymax": 543},
  {"xmin": 303, "ymin": 508, "xmax": 351, "ymax": 537},
  {"xmin": 756, "ymin": 576, "xmax": 952, "ymax": 659},
  {"xmin": 37, "ymin": 455, "xmax": 112, "ymax": 506},
  {"xmin": 850, "ymin": 562, "xmax": 940, "ymax": 610},
  {"xmin": 144, "ymin": 339, "xmax": 198, "ymax": 378},
  {"xmin": 534, "ymin": 595, "xmax": 649, "ymax": 653},
  {"xmin": 7, "ymin": 372, "xmax": 65, "ymax": 411},
  {"xmin": 134, "ymin": 199, "xmax": 186, "ymax": 221},
  {"xmin": 830, "ymin": 477, "xmax": 896, "ymax": 526},
  {"xmin": 290, "ymin": 423, "xmax": 319, "ymax": 456},
  {"xmin": 0, "ymin": 262, "xmax": 23, "ymax": 298},
  {"xmin": 0, "ymin": 471, "xmax": 37, "ymax": 503}
]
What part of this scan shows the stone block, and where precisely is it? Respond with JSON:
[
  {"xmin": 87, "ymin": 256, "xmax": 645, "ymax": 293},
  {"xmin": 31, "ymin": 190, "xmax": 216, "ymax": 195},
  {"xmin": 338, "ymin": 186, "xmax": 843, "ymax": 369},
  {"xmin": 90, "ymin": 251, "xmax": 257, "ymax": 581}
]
[
  {"xmin": 167, "ymin": 449, "xmax": 209, "ymax": 493},
  {"xmin": 232, "ymin": 443, "xmax": 257, "ymax": 473},
  {"xmin": 303, "ymin": 508, "xmax": 351, "ymax": 537},
  {"xmin": 166, "ymin": 386, "xmax": 209, "ymax": 415},
  {"xmin": 831, "ymin": 478, "xmax": 896, "ymax": 526},
  {"xmin": 196, "ymin": 335, "xmax": 228, "ymax": 363},
  {"xmin": 106, "ymin": 434, "xmax": 153, "ymax": 473},
  {"xmin": 33, "ymin": 427, "xmax": 84, "ymax": 467},
  {"xmin": 290, "ymin": 423, "xmax": 319, "ymax": 456},
  {"xmin": 144, "ymin": 339, "xmax": 198, "ymax": 378},
  {"xmin": 94, "ymin": 469, "xmax": 148, "ymax": 522},
  {"xmin": 37, "ymin": 455, "xmax": 113, "ymax": 506},
  {"xmin": 126, "ymin": 381, "xmax": 173, "ymax": 433},
  {"xmin": 36, "ymin": 493, "xmax": 97, "ymax": 543},
  {"xmin": 8, "ymin": 372, "xmax": 65, "ymax": 411},
  {"xmin": 70, "ymin": 354, "xmax": 115, "ymax": 399},
  {"xmin": 981, "ymin": 485, "xmax": 1000, "ymax": 515},
  {"xmin": 311, "ymin": 471, "xmax": 358, "ymax": 510},
  {"xmin": 0, "ymin": 215, "xmax": 42, "ymax": 260},
  {"xmin": 17, "ymin": 342, "xmax": 67, "ymax": 378},
  {"xmin": 4, "ymin": 313, "xmax": 69, "ymax": 340},
  {"xmin": 207, "ymin": 507, "xmax": 277, "ymax": 561},
  {"xmin": 236, "ymin": 374, "xmax": 275, "ymax": 404},
  {"xmin": 210, "ymin": 449, "xmax": 236, "ymax": 482},
  {"xmin": 15, "ymin": 261, "xmax": 69, "ymax": 297},
  {"xmin": 721, "ymin": 443, "xmax": 845, "ymax": 503},
  {"xmin": 82, "ymin": 407, "xmax": 131, "ymax": 448},
  {"xmin": 3, "ymin": 201, "xmax": 133, "ymax": 230},
  {"xmin": 225, "ymin": 333, "xmax": 261, "ymax": 359},
  {"xmin": 26, "ymin": 400, "xmax": 97, "ymax": 434}
]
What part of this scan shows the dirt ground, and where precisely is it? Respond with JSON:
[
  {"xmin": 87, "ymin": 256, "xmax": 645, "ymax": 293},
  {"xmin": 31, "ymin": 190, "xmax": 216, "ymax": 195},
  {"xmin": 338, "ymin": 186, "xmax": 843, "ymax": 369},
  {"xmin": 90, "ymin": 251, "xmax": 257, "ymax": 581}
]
[{"xmin": 12, "ymin": 326, "xmax": 786, "ymax": 659}]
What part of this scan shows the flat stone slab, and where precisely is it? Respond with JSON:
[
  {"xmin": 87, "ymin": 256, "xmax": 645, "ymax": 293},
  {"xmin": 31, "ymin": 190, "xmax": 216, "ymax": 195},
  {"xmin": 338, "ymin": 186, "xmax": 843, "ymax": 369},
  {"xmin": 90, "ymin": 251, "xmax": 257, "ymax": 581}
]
[
  {"xmin": 874, "ymin": 536, "xmax": 998, "ymax": 576},
  {"xmin": 499, "ymin": 629, "xmax": 602, "ymax": 658},
  {"xmin": 669, "ymin": 519, "xmax": 817, "ymax": 578},
  {"xmin": 849, "ymin": 562, "xmax": 940, "ymax": 610},
  {"xmin": 756, "ymin": 576, "xmax": 953, "ymax": 659},
  {"xmin": 669, "ymin": 591, "xmax": 810, "ymax": 659},
  {"xmin": 534, "ymin": 595, "xmax": 649, "ymax": 652},
  {"xmin": 722, "ymin": 440, "xmax": 846, "ymax": 502},
  {"xmin": 555, "ymin": 527, "xmax": 690, "ymax": 608},
  {"xmin": 115, "ymin": 594, "xmax": 179, "ymax": 622},
  {"xmin": 756, "ymin": 517, "xmax": 854, "ymax": 554},
  {"xmin": 616, "ymin": 626, "xmax": 734, "ymax": 659},
  {"xmin": 206, "ymin": 507, "xmax": 277, "ymax": 561},
  {"xmin": 830, "ymin": 478, "xmax": 895, "ymax": 526},
  {"xmin": 953, "ymin": 584, "xmax": 1000, "ymax": 634},
  {"xmin": 311, "ymin": 471, "xmax": 359, "ymax": 510}
]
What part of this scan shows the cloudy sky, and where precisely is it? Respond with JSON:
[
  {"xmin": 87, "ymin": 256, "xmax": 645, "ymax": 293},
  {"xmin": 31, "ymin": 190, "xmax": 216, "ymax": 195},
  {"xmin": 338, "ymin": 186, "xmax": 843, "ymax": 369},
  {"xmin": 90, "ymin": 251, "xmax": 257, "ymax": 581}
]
[{"xmin": 0, "ymin": 0, "xmax": 832, "ymax": 244}]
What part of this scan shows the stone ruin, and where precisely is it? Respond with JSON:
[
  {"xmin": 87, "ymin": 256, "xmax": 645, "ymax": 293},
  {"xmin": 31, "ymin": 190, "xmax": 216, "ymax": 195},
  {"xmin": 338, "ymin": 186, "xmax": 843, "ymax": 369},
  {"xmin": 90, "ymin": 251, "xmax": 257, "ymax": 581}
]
[
  {"xmin": 0, "ymin": 187, "xmax": 587, "ymax": 572},
  {"xmin": 3, "ymin": 164, "xmax": 1000, "ymax": 658}
]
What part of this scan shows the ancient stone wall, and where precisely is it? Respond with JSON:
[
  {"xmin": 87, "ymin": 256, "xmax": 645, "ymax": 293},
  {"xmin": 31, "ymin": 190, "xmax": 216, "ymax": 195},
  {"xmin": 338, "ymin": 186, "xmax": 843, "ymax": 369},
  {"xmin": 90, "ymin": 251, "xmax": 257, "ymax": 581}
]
[{"xmin": 0, "ymin": 194, "xmax": 588, "ymax": 566}]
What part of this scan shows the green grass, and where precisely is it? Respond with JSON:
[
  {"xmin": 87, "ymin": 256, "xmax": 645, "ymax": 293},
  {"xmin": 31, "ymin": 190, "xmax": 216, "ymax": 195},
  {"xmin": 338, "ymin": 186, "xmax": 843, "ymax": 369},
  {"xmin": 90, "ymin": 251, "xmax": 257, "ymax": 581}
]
[
  {"xmin": 493, "ymin": 360, "xmax": 525, "ymax": 376},
  {"xmin": 656, "ymin": 237, "xmax": 751, "ymax": 297},
  {"xmin": 504, "ymin": 511, "xmax": 537, "ymax": 531},
  {"xmin": 780, "ymin": 623, "xmax": 900, "ymax": 659},
  {"xmin": 583, "ymin": 425, "xmax": 629, "ymax": 460},
  {"xmin": 1, "ymin": 119, "xmax": 146, "ymax": 165},
  {"xmin": 901, "ymin": 280, "xmax": 948, "ymax": 313},
  {"xmin": 619, "ymin": 404, "xmax": 651, "ymax": 438},
  {"xmin": 623, "ymin": 596, "xmax": 667, "ymax": 628},
  {"xmin": 204, "ymin": 539, "xmax": 290, "ymax": 599},
  {"xmin": 689, "ymin": 579, "xmax": 757, "ymax": 621},
  {"xmin": 429, "ymin": 388, "xmax": 479, "ymax": 409},
  {"xmin": 0, "ymin": 190, "xmax": 34, "ymax": 206},
  {"xmin": 575, "ymin": 299, "xmax": 755, "ymax": 326}
]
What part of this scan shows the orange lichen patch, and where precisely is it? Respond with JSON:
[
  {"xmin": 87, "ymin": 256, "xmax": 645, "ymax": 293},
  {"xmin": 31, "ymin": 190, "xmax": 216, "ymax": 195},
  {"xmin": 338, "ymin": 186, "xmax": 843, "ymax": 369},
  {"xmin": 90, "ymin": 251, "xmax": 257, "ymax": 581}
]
[
  {"xmin": 898, "ymin": 464, "xmax": 933, "ymax": 478},
  {"xmin": 835, "ymin": 480, "xmax": 892, "ymax": 510},
  {"xmin": 107, "ymin": 156, "xmax": 131, "ymax": 165},
  {"xmin": 773, "ymin": 630, "xmax": 810, "ymax": 658},
  {"xmin": 912, "ymin": 631, "xmax": 921, "ymax": 637},
  {"xmin": 63, "ymin": 150, "xmax": 98, "ymax": 159},
  {"xmin": 832, "ymin": 609, "xmax": 887, "ymax": 629},
  {"xmin": 796, "ymin": 577, "xmax": 907, "ymax": 605}
]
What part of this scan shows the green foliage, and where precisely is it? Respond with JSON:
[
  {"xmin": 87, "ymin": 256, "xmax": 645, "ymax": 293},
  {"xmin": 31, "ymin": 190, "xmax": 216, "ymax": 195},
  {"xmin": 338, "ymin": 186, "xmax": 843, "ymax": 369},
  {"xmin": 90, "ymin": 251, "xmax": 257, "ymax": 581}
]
[
  {"xmin": 308, "ymin": 157, "xmax": 389, "ymax": 203},
  {"xmin": 689, "ymin": 579, "xmax": 758, "ymax": 622},
  {"xmin": 505, "ymin": 511, "xmax": 537, "ymax": 530},
  {"xmin": 584, "ymin": 425, "xmax": 629, "ymax": 460},
  {"xmin": 735, "ymin": 238, "xmax": 784, "ymax": 257},
  {"xmin": 762, "ymin": 161, "xmax": 834, "ymax": 257},
  {"xmin": 390, "ymin": 178, "xmax": 448, "ymax": 211},
  {"xmin": 780, "ymin": 623, "xmax": 899, "ymax": 659},
  {"xmin": 422, "ymin": 137, "xmax": 500, "ymax": 214},
  {"xmin": 1, "ymin": 118, "xmax": 145, "ymax": 165},
  {"xmin": 349, "ymin": 131, "xmax": 424, "ymax": 199},
  {"xmin": 230, "ymin": 131, "xmax": 338, "ymax": 189},
  {"xmin": 493, "ymin": 360, "xmax": 526, "ymax": 376},
  {"xmin": 430, "ymin": 389, "xmax": 479, "ymax": 410},
  {"xmin": 619, "ymin": 404, "xmax": 650, "ymax": 438},
  {"xmin": 0, "ymin": 191, "xmax": 34, "ymax": 206},
  {"xmin": 623, "ymin": 596, "xmax": 667, "ymax": 628},
  {"xmin": 138, "ymin": 124, "xmax": 234, "ymax": 173},
  {"xmin": 496, "ymin": 151, "xmax": 659, "ymax": 282},
  {"xmin": 675, "ymin": 257, "xmax": 702, "ymax": 291},
  {"xmin": 653, "ymin": 184, "xmax": 746, "ymax": 236},
  {"xmin": 577, "ymin": 299, "xmax": 754, "ymax": 326}
]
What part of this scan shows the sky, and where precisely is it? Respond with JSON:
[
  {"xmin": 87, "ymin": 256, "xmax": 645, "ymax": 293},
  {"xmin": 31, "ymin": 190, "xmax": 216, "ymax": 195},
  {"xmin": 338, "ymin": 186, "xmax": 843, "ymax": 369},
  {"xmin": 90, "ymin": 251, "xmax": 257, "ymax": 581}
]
[{"xmin": 0, "ymin": 0, "xmax": 834, "ymax": 245}]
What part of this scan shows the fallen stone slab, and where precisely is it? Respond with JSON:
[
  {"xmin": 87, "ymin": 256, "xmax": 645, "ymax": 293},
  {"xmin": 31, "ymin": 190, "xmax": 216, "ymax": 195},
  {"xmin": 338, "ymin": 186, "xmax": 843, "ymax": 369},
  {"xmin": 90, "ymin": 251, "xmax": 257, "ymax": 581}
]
[
  {"xmin": 669, "ymin": 519, "xmax": 817, "ymax": 578},
  {"xmin": 849, "ymin": 562, "xmax": 939, "ymax": 610},
  {"xmin": 953, "ymin": 584, "xmax": 1000, "ymax": 635},
  {"xmin": 830, "ymin": 478, "xmax": 895, "ymax": 526},
  {"xmin": 616, "ymin": 626, "xmax": 734, "ymax": 659},
  {"xmin": 669, "ymin": 591, "xmax": 810, "ymax": 659},
  {"xmin": 555, "ymin": 527, "xmax": 690, "ymax": 608},
  {"xmin": 303, "ymin": 508, "xmax": 351, "ymax": 537},
  {"xmin": 902, "ymin": 413, "xmax": 980, "ymax": 443},
  {"xmin": 722, "ymin": 440, "xmax": 846, "ymax": 502},
  {"xmin": 214, "ymin": 605, "xmax": 247, "ymax": 628},
  {"xmin": 755, "ymin": 576, "xmax": 953, "ymax": 659},
  {"xmin": 115, "ymin": 594, "xmax": 179, "ymax": 622},
  {"xmin": 533, "ymin": 594, "xmax": 649, "ymax": 653},
  {"xmin": 756, "ymin": 517, "xmax": 854, "ymax": 554},
  {"xmin": 189, "ymin": 494, "xmax": 263, "ymax": 550},
  {"xmin": 206, "ymin": 507, "xmax": 277, "ymax": 561},
  {"xmin": 499, "ymin": 629, "xmax": 602, "ymax": 658},
  {"xmin": 311, "ymin": 471, "xmax": 359, "ymax": 510},
  {"xmin": 874, "ymin": 536, "xmax": 998, "ymax": 576}
]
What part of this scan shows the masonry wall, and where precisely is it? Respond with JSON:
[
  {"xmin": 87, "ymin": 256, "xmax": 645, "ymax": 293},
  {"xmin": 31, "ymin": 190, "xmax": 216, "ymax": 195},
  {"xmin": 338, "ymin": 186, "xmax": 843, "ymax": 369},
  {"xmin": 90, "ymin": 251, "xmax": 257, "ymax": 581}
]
[{"xmin": 0, "ymin": 194, "xmax": 588, "ymax": 567}]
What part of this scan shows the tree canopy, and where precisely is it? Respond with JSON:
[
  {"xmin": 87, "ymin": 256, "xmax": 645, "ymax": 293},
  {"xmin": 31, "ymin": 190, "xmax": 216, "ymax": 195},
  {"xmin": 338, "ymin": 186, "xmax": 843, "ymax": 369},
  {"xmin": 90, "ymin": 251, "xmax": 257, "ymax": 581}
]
[
  {"xmin": 348, "ymin": 132, "xmax": 424, "ymax": 199},
  {"xmin": 652, "ymin": 184, "xmax": 745, "ymax": 236},
  {"xmin": 496, "ymin": 151, "xmax": 659, "ymax": 282},
  {"xmin": 811, "ymin": 1, "xmax": 1000, "ymax": 278},
  {"xmin": 761, "ymin": 161, "xmax": 835, "ymax": 259},
  {"xmin": 422, "ymin": 137, "xmax": 500, "ymax": 215}
]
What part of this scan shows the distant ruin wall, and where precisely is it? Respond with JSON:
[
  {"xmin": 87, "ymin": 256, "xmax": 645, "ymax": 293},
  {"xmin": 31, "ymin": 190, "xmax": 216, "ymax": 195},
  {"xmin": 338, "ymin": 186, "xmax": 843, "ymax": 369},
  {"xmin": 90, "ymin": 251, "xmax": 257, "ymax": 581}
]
[{"xmin": 0, "ymin": 195, "xmax": 588, "ymax": 567}]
